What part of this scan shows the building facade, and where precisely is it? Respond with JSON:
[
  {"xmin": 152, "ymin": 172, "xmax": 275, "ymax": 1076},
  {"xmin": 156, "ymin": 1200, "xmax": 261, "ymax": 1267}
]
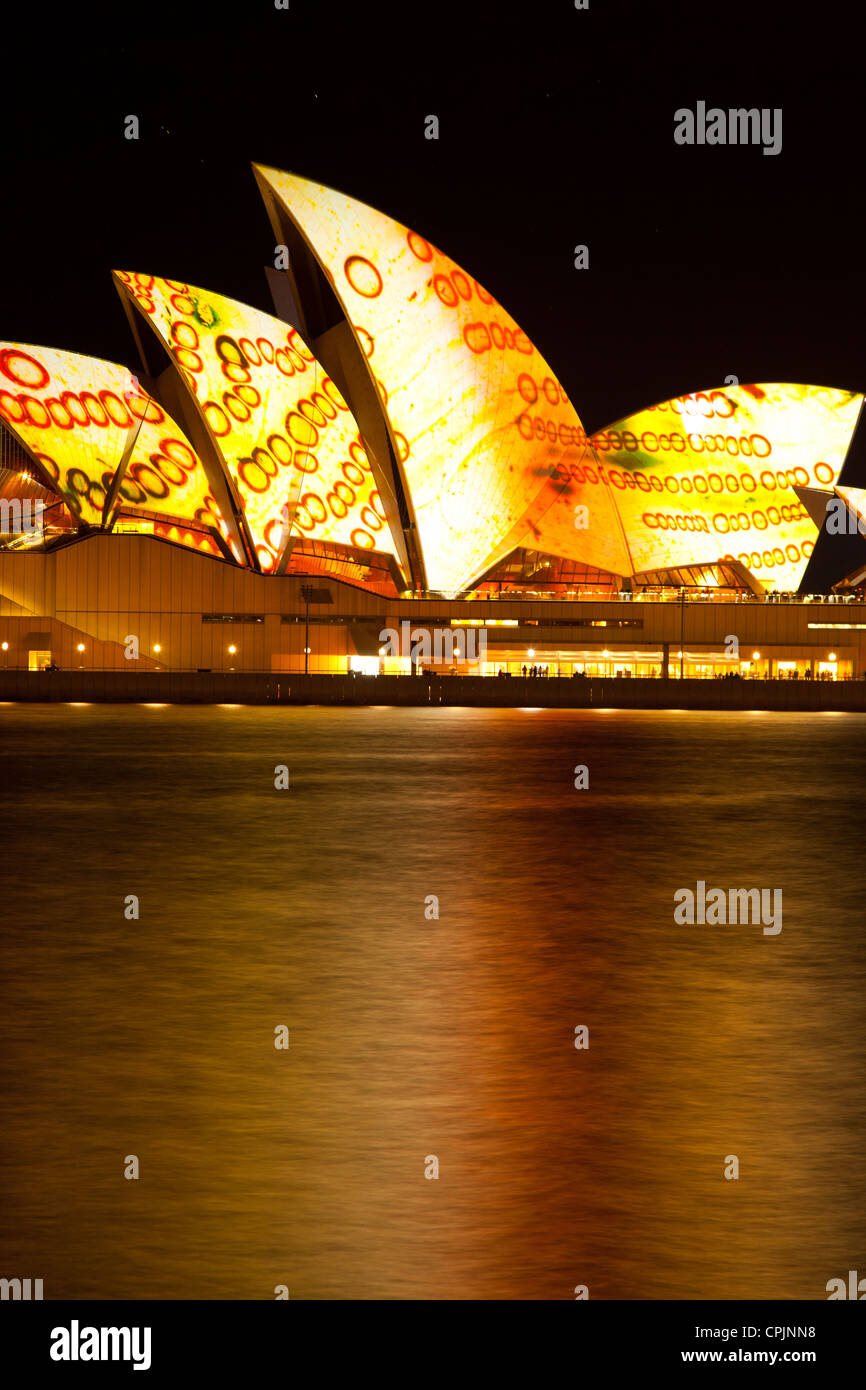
[{"xmin": 0, "ymin": 535, "xmax": 862, "ymax": 681}]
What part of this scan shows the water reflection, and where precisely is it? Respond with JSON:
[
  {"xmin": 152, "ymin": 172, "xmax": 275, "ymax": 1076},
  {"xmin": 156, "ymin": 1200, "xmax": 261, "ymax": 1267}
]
[{"xmin": 0, "ymin": 706, "xmax": 863, "ymax": 1299}]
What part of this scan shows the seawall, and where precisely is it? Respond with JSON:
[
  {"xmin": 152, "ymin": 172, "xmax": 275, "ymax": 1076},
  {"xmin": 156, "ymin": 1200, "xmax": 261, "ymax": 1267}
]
[{"xmin": 0, "ymin": 671, "xmax": 864, "ymax": 711}]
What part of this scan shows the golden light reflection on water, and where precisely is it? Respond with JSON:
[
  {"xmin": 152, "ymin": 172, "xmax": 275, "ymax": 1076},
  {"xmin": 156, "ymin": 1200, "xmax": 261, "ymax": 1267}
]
[{"xmin": 0, "ymin": 706, "xmax": 863, "ymax": 1299}]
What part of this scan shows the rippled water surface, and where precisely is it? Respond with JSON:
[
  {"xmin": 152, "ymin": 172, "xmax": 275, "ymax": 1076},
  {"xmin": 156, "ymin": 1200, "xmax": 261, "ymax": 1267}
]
[{"xmin": 1, "ymin": 705, "xmax": 864, "ymax": 1299}]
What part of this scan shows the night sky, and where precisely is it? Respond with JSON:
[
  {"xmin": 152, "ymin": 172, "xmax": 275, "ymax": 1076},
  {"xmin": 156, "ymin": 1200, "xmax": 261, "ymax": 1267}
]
[{"xmin": 2, "ymin": 0, "xmax": 864, "ymax": 447}]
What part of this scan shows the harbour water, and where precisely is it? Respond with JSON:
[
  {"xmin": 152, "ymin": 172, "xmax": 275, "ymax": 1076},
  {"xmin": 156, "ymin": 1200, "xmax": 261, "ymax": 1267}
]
[{"xmin": 1, "ymin": 705, "xmax": 864, "ymax": 1299}]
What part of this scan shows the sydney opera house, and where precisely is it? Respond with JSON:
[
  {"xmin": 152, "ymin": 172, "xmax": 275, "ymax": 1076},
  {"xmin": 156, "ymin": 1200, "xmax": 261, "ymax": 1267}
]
[{"xmin": 1, "ymin": 164, "xmax": 866, "ymax": 681}]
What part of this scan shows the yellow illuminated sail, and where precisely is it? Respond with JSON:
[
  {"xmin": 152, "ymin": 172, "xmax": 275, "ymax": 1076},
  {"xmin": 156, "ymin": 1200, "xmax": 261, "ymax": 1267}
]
[
  {"xmin": 0, "ymin": 342, "xmax": 228, "ymax": 555},
  {"xmin": 255, "ymin": 165, "xmax": 631, "ymax": 591},
  {"xmin": 0, "ymin": 344, "xmax": 156, "ymax": 526},
  {"xmin": 112, "ymin": 409, "xmax": 228, "ymax": 555},
  {"xmin": 590, "ymin": 384, "xmax": 863, "ymax": 589},
  {"xmin": 113, "ymin": 272, "xmax": 398, "ymax": 572}
]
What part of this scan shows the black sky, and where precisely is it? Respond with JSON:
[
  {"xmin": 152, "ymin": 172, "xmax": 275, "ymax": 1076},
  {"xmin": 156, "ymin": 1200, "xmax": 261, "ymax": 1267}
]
[{"xmin": 2, "ymin": 0, "xmax": 864, "ymax": 441}]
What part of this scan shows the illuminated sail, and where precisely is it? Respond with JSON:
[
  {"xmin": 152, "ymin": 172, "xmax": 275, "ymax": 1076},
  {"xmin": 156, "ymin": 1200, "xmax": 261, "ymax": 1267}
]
[
  {"xmin": 254, "ymin": 165, "xmax": 630, "ymax": 591},
  {"xmin": 590, "ymin": 384, "xmax": 863, "ymax": 589},
  {"xmin": 113, "ymin": 272, "xmax": 399, "ymax": 572},
  {"xmin": 0, "ymin": 342, "xmax": 231, "ymax": 557},
  {"xmin": 0, "ymin": 344, "xmax": 155, "ymax": 526}
]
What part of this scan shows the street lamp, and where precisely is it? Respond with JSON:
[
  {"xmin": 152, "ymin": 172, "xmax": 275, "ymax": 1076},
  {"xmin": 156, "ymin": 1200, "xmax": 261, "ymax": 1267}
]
[
  {"xmin": 300, "ymin": 584, "xmax": 312, "ymax": 674},
  {"xmin": 299, "ymin": 585, "xmax": 332, "ymax": 674}
]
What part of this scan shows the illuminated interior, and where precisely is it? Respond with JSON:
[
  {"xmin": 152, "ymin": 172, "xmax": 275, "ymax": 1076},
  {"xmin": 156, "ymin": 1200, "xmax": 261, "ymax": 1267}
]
[{"xmin": 834, "ymin": 485, "xmax": 866, "ymax": 533}]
